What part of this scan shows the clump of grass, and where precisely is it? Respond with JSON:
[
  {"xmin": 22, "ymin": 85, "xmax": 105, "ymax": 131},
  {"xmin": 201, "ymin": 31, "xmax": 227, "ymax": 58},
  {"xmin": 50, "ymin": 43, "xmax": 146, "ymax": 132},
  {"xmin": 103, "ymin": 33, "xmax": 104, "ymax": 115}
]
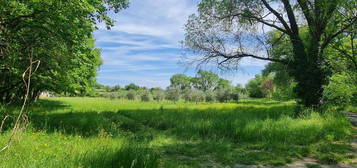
[{"xmin": 76, "ymin": 144, "xmax": 160, "ymax": 168}]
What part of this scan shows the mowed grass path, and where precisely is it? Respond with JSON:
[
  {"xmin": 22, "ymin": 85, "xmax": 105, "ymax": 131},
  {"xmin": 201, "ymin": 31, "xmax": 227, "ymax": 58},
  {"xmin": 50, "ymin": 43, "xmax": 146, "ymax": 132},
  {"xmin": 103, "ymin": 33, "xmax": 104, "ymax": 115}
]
[{"xmin": 0, "ymin": 98, "xmax": 354, "ymax": 167}]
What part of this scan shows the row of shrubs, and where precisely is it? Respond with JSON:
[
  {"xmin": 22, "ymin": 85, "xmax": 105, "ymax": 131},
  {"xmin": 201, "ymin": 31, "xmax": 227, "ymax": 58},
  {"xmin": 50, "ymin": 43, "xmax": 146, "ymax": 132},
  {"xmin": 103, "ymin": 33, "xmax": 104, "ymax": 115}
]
[{"xmin": 98, "ymin": 88, "xmax": 246, "ymax": 103}]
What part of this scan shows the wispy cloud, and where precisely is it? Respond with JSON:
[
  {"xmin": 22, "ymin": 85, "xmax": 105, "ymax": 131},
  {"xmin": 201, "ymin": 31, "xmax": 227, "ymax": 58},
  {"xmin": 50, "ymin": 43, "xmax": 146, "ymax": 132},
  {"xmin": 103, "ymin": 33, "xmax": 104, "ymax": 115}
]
[{"xmin": 94, "ymin": 0, "xmax": 267, "ymax": 88}]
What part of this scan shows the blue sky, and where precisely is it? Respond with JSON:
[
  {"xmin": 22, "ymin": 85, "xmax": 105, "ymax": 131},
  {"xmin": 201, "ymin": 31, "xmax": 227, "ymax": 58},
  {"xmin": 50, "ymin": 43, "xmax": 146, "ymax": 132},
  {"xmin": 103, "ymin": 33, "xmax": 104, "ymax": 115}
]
[{"xmin": 94, "ymin": 0, "xmax": 267, "ymax": 88}]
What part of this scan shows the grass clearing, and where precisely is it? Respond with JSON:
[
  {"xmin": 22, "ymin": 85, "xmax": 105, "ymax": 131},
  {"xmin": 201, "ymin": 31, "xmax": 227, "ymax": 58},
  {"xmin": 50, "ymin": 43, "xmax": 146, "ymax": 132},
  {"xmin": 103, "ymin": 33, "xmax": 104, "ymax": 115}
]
[{"xmin": 0, "ymin": 97, "xmax": 354, "ymax": 167}]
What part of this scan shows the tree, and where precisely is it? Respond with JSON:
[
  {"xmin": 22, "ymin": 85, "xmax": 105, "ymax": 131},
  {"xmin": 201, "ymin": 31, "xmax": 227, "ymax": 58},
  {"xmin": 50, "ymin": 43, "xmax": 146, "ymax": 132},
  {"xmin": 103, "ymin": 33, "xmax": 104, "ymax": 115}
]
[
  {"xmin": 0, "ymin": 0, "xmax": 128, "ymax": 104},
  {"xmin": 260, "ymin": 79, "xmax": 275, "ymax": 99},
  {"xmin": 112, "ymin": 85, "xmax": 122, "ymax": 92},
  {"xmin": 124, "ymin": 83, "xmax": 141, "ymax": 91},
  {"xmin": 170, "ymin": 74, "xmax": 192, "ymax": 90},
  {"xmin": 245, "ymin": 75, "xmax": 265, "ymax": 98},
  {"xmin": 183, "ymin": 0, "xmax": 357, "ymax": 109},
  {"xmin": 215, "ymin": 78, "xmax": 233, "ymax": 90},
  {"xmin": 151, "ymin": 88, "xmax": 165, "ymax": 101},
  {"xmin": 205, "ymin": 90, "xmax": 216, "ymax": 102},
  {"xmin": 140, "ymin": 90, "xmax": 153, "ymax": 102},
  {"xmin": 215, "ymin": 88, "xmax": 232, "ymax": 102},
  {"xmin": 166, "ymin": 87, "xmax": 181, "ymax": 102},
  {"xmin": 194, "ymin": 70, "xmax": 220, "ymax": 91},
  {"xmin": 126, "ymin": 90, "xmax": 137, "ymax": 100}
]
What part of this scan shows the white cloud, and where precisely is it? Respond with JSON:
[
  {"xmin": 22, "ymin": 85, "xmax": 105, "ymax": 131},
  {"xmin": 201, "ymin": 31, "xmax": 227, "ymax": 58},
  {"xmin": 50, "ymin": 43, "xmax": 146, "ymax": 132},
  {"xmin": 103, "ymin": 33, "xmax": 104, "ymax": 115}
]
[
  {"xmin": 100, "ymin": 0, "xmax": 197, "ymax": 43},
  {"xmin": 94, "ymin": 0, "xmax": 265, "ymax": 87}
]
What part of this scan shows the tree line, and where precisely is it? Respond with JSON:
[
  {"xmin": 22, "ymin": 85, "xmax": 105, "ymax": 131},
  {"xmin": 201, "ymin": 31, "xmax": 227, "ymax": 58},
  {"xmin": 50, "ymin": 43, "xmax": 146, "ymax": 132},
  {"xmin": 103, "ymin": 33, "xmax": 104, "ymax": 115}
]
[
  {"xmin": 92, "ymin": 70, "xmax": 245, "ymax": 103},
  {"xmin": 91, "ymin": 69, "xmax": 300, "ymax": 103}
]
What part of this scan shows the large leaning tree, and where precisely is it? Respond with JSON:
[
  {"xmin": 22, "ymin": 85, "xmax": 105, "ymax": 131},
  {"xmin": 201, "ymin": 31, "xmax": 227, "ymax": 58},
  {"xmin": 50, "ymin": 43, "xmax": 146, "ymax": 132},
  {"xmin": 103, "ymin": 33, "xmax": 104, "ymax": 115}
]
[
  {"xmin": 183, "ymin": 0, "xmax": 356, "ymax": 109},
  {"xmin": 0, "ymin": 0, "xmax": 128, "ymax": 104}
]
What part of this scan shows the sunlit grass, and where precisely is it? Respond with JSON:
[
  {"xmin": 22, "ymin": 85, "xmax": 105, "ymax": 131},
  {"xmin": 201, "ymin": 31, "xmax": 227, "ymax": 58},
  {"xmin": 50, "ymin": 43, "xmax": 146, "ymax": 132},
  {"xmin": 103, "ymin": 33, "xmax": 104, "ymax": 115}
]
[{"xmin": 0, "ymin": 97, "xmax": 354, "ymax": 167}]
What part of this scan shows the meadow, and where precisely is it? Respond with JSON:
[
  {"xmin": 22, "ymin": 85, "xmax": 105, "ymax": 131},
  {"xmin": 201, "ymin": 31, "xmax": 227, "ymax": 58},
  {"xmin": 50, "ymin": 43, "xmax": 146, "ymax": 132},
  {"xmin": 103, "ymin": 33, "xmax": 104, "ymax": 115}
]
[{"xmin": 0, "ymin": 97, "xmax": 354, "ymax": 167}]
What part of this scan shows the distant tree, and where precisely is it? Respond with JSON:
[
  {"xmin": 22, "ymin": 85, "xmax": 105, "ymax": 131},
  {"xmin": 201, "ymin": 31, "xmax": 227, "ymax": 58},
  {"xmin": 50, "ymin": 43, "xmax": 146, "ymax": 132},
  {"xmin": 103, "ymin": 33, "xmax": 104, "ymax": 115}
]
[
  {"xmin": 151, "ymin": 88, "xmax": 165, "ymax": 101},
  {"xmin": 125, "ymin": 83, "xmax": 141, "ymax": 91},
  {"xmin": 183, "ymin": 89, "xmax": 205, "ymax": 103},
  {"xmin": 245, "ymin": 75, "xmax": 265, "ymax": 98},
  {"xmin": 170, "ymin": 74, "xmax": 192, "ymax": 90},
  {"xmin": 215, "ymin": 78, "xmax": 233, "ymax": 90},
  {"xmin": 191, "ymin": 89, "xmax": 205, "ymax": 103},
  {"xmin": 260, "ymin": 79, "xmax": 275, "ymax": 99},
  {"xmin": 104, "ymin": 86, "xmax": 112, "ymax": 92},
  {"xmin": 112, "ymin": 85, "xmax": 121, "ymax": 92},
  {"xmin": 166, "ymin": 87, "xmax": 181, "ymax": 102},
  {"xmin": 215, "ymin": 88, "xmax": 232, "ymax": 102},
  {"xmin": 194, "ymin": 70, "xmax": 220, "ymax": 91},
  {"xmin": 140, "ymin": 90, "xmax": 153, "ymax": 102},
  {"xmin": 126, "ymin": 90, "xmax": 137, "ymax": 100},
  {"xmin": 116, "ymin": 90, "xmax": 127, "ymax": 99},
  {"xmin": 205, "ymin": 90, "xmax": 216, "ymax": 102}
]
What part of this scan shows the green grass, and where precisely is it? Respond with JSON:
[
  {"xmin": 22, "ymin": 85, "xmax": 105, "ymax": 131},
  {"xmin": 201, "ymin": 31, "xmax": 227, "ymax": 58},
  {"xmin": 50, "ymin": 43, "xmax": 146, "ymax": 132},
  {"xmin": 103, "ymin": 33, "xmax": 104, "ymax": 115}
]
[
  {"xmin": 0, "ymin": 97, "xmax": 354, "ymax": 167},
  {"xmin": 346, "ymin": 105, "xmax": 357, "ymax": 113}
]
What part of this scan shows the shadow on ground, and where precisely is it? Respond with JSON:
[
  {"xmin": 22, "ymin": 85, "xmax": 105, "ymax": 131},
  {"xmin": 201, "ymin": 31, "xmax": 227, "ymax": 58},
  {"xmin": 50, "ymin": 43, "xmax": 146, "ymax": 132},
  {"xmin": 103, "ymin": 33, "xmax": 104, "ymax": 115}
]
[{"xmin": 1, "ymin": 99, "xmax": 353, "ymax": 167}]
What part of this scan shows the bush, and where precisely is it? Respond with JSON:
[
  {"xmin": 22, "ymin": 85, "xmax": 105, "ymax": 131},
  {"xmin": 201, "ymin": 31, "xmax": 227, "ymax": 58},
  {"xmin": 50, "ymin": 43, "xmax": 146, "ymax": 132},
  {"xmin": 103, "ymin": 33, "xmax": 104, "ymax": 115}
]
[
  {"xmin": 215, "ymin": 88, "xmax": 232, "ymax": 102},
  {"xmin": 140, "ymin": 91, "xmax": 153, "ymax": 102},
  {"xmin": 108, "ymin": 93, "xmax": 118, "ymax": 100},
  {"xmin": 272, "ymin": 83, "xmax": 296, "ymax": 101},
  {"xmin": 126, "ymin": 90, "xmax": 137, "ymax": 100},
  {"xmin": 205, "ymin": 90, "xmax": 216, "ymax": 102},
  {"xmin": 152, "ymin": 89, "xmax": 165, "ymax": 101},
  {"xmin": 166, "ymin": 87, "xmax": 181, "ymax": 102},
  {"xmin": 183, "ymin": 89, "xmax": 205, "ymax": 103},
  {"xmin": 323, "ymin": 73, "xmax": 355, "ymax": 109},
  {"xmin": 231, "ymin": 91, "xmax": 240, "ymax": 102}
]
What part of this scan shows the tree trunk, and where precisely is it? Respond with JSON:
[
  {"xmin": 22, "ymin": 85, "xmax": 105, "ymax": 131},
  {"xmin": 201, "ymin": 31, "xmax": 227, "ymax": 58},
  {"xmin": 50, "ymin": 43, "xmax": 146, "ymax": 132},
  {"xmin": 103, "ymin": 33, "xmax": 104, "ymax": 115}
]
[{"xmin": 288, "ymin": 35, "xmax": 327, "ymax": 110}]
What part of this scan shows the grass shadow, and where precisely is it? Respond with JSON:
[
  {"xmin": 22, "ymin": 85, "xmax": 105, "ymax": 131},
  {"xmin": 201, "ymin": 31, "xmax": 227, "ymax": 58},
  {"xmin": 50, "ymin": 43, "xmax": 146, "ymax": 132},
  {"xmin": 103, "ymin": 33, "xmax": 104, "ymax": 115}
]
[{"xmin": 1, "ymin": 98, "xmax": 352, "ymax": 167}]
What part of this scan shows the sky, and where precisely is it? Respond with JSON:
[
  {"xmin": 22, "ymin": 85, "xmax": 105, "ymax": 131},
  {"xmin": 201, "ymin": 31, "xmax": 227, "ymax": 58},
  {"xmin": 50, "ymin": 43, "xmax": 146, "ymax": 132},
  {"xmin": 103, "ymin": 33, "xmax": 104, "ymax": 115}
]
[{"xmin": 94, "ymin": 0, "xmax": 268, "ymax": 88}]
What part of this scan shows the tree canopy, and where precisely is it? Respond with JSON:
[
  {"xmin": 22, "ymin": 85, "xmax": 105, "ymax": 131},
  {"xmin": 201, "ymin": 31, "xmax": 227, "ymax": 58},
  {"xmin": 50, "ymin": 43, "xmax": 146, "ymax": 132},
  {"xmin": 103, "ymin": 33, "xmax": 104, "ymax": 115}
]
[
  {"xmin": 183, "ymin": 0, "xmax": 356, "ymax": 110},
  {"xmin": 0, "ymin": 0, "xmax": 128, "ymax": 104}
]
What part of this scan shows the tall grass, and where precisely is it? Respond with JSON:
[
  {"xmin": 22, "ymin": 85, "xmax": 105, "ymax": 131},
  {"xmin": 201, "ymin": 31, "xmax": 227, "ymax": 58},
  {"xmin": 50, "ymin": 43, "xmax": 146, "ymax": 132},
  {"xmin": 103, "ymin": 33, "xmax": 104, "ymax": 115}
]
[{"xmin": 0, "ymin": 97, "xmax": 354, "ymax": 167}]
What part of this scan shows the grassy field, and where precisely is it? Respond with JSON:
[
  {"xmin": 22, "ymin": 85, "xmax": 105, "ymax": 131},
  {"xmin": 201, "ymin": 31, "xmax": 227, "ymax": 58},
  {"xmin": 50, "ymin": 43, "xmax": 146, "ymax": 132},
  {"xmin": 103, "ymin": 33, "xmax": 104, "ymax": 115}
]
[{"xmin": 0, "ymin": 97, "xmax": 355, "ymax": 167}]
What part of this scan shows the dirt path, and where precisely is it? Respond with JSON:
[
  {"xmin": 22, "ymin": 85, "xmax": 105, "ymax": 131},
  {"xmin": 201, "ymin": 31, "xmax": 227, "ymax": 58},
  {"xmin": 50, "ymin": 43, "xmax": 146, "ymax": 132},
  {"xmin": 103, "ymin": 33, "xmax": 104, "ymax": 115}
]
[{"xmin": 234, "ymin": 113, "xmax": 357, "ymax": 168}]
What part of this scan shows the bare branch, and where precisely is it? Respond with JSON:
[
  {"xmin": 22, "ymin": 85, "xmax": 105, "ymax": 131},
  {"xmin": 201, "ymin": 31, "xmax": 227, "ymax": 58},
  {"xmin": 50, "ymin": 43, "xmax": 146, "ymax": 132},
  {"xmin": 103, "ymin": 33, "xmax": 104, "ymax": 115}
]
[{"xmin": 261, "ymin": 0, "xmax": 292, "ymax": 34}]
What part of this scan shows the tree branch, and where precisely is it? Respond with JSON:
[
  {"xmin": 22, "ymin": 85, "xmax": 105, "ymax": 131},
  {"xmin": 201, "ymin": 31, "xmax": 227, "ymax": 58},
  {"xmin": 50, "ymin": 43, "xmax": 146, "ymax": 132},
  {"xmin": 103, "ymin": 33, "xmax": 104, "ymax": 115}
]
[
  {"xmin": 297, "ymin": 0, "xmax": 314, "ymax": 28},
  {"xmin": 321, "ymin": 16, "xmax": 357, "ymax": 50},
  {"xmin": 261, "ymin": 0, "xmax": 292, "ymax": 34}
]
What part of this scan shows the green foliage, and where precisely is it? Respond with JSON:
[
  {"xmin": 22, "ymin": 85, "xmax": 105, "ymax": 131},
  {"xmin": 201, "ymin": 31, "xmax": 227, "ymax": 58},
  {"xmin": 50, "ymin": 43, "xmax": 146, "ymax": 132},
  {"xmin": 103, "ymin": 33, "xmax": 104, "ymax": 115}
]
[
  {"xmin": 0, "ymin": 0, "xmax": 128, "ymax": 103},
  {"xmin": 126, "ymin": 90, "xmax": 137, "ymax": 100},
  {"xmin": 124, "ymin": 83, "xmax": 141, "ymax": 91},
  {"xmin": 166, "ymin": 87, "xmax": 181, "ymax": 102},
  {"xmin": 170, "ymin": 74, "xmax": 192, "ymax": 90},
  {"xmin": 204, "ymin": 90, "xmax": 216, "ymax": 102},
  {"xmin": 183, "ymin": 89, "xmax": 205, "ymax": 103},
  {"xmin": 215, "ymin": 88, "xmax": 232, "ymax": 102},
  {"xmin": 194, "ymin": 70, "xmax": 220, "ymax": 91},
  {"xmin": 151, "ymin": 88, "xmax": 165, "ymax": 101},
  {"xmin": 323, "ymin": 73, "xmax": 356, "ymax": 109},
  {"xmin": 140, "ymin": 90, "xmax": 153, "ymax": 102},
  {"xmin": 183, "ymin": 0, "xmax": 357, "ymax": 109},
  {"xmin": 245, "ymin": 75, "xmax": 265, "ymax": 98}
]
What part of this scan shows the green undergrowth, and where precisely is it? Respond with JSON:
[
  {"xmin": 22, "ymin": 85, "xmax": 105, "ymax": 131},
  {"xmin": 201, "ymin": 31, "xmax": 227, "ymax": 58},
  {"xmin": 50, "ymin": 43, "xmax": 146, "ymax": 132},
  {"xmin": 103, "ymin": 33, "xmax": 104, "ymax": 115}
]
[{"xmin": 0, "ymin": 98, "xmax": 354, "ymax": 167}]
